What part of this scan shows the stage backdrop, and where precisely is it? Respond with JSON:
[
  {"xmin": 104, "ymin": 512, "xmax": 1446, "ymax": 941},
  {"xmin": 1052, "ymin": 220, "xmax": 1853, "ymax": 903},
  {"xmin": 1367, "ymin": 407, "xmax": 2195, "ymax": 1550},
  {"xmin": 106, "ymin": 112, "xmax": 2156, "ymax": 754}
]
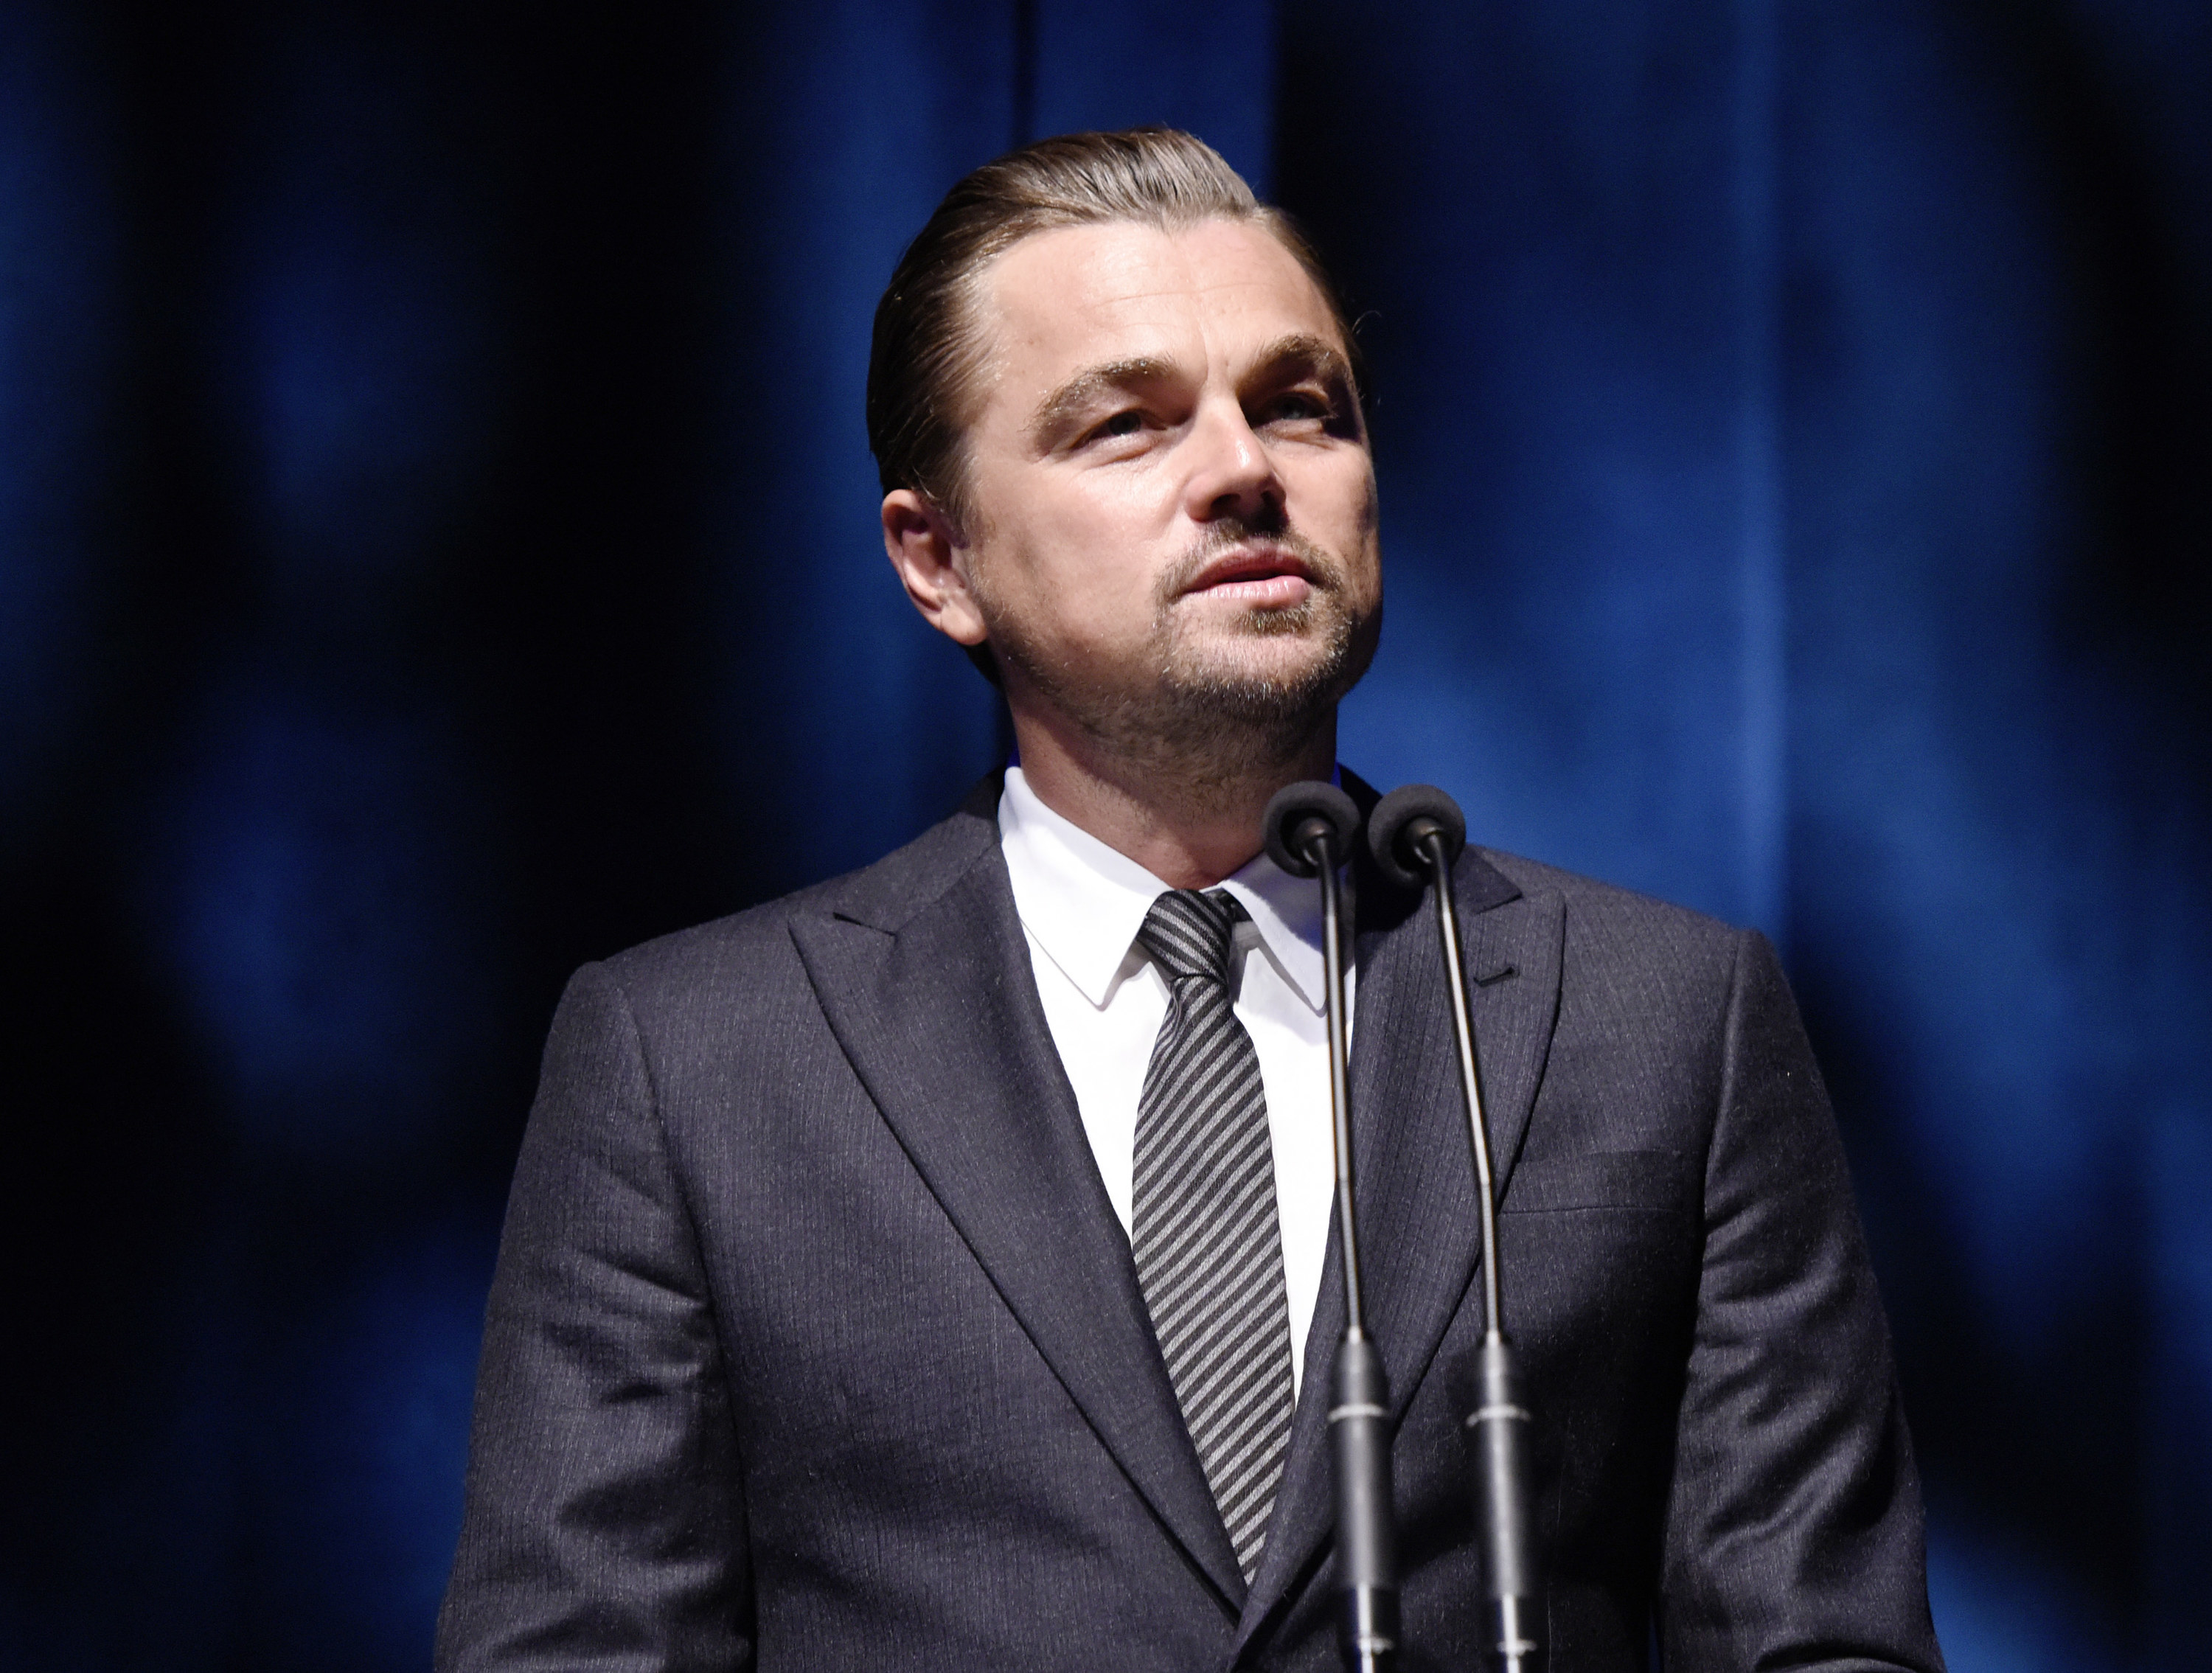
[{"xmin": 1, "ymin": 1, "xmax": 2205, "ymax": 1668}]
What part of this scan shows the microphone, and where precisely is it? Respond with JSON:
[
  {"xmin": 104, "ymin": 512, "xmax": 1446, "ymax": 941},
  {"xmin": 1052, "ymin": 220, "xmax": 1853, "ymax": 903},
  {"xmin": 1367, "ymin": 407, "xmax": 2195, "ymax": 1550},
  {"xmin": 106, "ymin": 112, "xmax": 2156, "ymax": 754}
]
[
  {"xmin": 1264, "ymin": 780, "xmax": 1397, "ymax": 1673},
  {"xmin": 1368, "ymin": 785, "xmax": 1541, "ymax": 1673}
]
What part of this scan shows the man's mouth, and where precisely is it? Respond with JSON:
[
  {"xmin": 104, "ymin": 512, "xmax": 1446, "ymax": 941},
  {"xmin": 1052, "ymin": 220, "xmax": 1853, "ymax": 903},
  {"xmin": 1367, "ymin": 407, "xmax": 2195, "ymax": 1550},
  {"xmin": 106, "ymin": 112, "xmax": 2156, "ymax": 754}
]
[{"xmin": 1182, "ymin": 546, "xmax": 1319, "ymax": 608}]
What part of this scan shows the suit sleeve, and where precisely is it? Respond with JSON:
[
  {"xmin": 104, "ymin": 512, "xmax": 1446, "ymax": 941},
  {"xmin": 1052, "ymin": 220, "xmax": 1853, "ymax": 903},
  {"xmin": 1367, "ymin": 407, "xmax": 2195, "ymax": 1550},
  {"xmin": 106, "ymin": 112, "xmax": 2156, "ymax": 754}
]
[
  {"xmin": 436, "ymin": 963, "xmax": 751, "ymax": 1672},
  {"xmin": 1658, "ymin": 931, "xmax": 1944, "ymax": 1671}
]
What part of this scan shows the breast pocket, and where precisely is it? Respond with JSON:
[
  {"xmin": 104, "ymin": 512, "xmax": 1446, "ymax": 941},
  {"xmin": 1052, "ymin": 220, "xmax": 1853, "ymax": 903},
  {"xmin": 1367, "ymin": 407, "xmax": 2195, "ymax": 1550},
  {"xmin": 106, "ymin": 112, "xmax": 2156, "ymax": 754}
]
[
  {"xmin": 1498, "ymin": 1148, "xmax": 1702, "ymax": 1217},
  {"xmin": 1490, "ymin": 1149, "xmax": 1705, "ymax": 1450}
]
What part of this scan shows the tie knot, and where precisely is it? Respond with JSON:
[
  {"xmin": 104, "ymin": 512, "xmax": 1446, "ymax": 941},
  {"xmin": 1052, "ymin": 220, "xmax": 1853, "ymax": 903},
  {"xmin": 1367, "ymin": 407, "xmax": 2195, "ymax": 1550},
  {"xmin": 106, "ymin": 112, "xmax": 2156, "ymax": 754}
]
[{"xmin": 1138, "ymin": 888, "xmax": 1245, "ymax": 984}]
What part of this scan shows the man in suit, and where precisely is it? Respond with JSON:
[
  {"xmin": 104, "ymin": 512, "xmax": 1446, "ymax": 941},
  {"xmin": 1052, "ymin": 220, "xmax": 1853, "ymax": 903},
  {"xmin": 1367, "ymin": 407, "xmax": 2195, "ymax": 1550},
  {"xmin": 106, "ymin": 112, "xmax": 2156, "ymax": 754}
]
[{"xmin": 438, "ymin": 130, "xmax": 1944, "ymax": 1670}]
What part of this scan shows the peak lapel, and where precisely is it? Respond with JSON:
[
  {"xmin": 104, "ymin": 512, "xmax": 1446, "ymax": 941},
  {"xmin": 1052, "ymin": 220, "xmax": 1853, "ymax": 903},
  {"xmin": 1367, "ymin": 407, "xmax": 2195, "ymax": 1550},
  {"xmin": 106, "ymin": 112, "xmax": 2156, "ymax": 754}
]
[
  {"xmin": 1237, "ymin": 849, "xmax": 1565, "ymax": 1646},
  {"xmin": 787, "ymin": 827, "xmax": 1246, "ymax": 1610}
]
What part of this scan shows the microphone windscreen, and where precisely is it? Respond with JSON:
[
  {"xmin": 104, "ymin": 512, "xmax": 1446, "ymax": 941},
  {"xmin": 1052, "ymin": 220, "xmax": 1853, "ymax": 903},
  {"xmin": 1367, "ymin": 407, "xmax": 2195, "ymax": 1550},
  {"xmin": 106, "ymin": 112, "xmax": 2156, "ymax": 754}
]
[
  {"xmin": 1368, "ymin": 783, "xmax": 1467, "ymax": 892},
  {"xmin": 1264, "ymin": 780, "xmax": 1362, "ymax": 878}
]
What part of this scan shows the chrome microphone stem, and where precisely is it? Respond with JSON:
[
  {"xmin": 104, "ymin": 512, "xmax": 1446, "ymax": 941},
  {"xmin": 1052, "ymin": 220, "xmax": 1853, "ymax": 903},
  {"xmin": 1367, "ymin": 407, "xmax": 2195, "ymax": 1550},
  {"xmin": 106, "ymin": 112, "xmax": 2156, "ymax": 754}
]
[
  {"xmin": 1265, "ymin": 782, "xmax": 1400, "ymax": 1673},
  {"xmin": 1313, "ymin": 841, "xmax": 1397, "ymax": 1672},
  {"xmin": 1317, "ymin": 838, "xmax": 1364, "ymax": 1338},
  {"xmin": 1415, "ymin": 827, "xmax": 1540, "ymax": 1672},
  {"xmin": 1422, "ymin": 833, "xmax": 1502, "ymax": 1337}
]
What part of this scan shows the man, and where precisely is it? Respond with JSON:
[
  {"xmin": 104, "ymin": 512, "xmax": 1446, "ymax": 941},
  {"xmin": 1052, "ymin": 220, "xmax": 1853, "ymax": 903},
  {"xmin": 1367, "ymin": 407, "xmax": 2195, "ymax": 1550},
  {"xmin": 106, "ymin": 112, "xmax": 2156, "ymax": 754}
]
[{"xmin": 439, "ymin": 130, "xmax": 1943, "ymax": 1670}]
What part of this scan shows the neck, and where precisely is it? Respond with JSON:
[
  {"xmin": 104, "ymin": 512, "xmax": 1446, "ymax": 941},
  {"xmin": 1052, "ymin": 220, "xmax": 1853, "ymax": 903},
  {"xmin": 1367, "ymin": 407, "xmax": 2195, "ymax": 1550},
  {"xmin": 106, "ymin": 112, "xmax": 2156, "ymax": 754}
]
[{"xmin": 1006, "ymin": 698, "xmax": 1338, "ymax": 890}]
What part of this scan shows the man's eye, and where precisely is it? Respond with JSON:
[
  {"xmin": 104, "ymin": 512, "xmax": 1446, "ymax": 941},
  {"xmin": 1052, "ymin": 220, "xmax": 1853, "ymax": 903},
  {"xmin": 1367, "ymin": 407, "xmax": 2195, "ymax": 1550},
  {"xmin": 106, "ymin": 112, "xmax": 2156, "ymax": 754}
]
[
  {"xmin": 1259, "ymin": 393, "xmax": 1329, "ymax": 424},
  {"xmin": 1096, "ymin": 409, "xmax": 1144, "ymax": 438}
]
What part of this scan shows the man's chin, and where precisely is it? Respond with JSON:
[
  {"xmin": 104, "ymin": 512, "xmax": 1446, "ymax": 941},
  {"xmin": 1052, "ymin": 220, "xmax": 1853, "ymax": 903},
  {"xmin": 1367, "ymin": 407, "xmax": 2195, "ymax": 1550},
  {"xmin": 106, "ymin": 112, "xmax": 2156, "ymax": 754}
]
[
  {"xmin": 1172, "ymin": 604, "xmax": 1374, "ymax": 693},
  {"xmin": 1160, "ymin": 634, "xmax": 1371, "ymax": 724},
  {"xmin": 1172, "ymin": 650, "xmax": 1335, "ymax": 702},
  {"xmin": 984, "ymin": 591, "xmax": 1378, "ymax": 759}
]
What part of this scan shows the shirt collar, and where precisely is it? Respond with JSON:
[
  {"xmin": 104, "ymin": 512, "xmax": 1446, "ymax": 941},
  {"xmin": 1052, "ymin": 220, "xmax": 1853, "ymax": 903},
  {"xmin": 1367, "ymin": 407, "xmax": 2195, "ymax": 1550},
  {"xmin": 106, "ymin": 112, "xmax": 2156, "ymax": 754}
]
[{"xmin": 997, "ymin": 765, "xmax": 1331, "ymax": 1013}]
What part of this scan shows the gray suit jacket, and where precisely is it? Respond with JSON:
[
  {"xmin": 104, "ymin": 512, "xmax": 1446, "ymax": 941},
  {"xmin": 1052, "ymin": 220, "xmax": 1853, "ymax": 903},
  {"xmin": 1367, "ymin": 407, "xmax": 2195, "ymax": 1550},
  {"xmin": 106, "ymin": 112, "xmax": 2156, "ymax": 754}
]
[{"xmin": 437, "ymin": 775, "xmax": 1942, "ymax": 1671}]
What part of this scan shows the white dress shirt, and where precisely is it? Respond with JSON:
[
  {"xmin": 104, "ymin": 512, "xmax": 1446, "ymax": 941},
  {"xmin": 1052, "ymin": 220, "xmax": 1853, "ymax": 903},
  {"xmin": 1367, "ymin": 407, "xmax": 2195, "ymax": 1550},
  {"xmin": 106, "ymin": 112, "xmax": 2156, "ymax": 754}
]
[{"xmin": 997, "ymin": 765, "xmax": 1352, "ymax": 1397}]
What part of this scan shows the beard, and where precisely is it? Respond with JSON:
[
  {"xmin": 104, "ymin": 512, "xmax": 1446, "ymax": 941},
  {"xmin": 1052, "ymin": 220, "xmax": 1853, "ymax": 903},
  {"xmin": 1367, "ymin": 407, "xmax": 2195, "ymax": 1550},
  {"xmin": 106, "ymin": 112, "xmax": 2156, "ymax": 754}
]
[{"xmin": 975, "ymin": 509, "xmax": 1382, "ymax": 812}]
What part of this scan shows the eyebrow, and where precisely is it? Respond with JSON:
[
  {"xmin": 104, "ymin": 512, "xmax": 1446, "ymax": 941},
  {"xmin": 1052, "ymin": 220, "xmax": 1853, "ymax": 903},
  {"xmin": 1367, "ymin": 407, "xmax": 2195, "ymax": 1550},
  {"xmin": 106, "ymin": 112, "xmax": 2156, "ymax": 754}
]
[
  {"xmin": 1026, "ymin": 356, "xmax": 1178, "ymax": 448},
  {"xmin": 1248, "ymin": 333, "xmax": 1355, "ymax": 396},
  {"xmin": 1024, "ymin": 333, "xmax": 1360, "ymax": 450}
]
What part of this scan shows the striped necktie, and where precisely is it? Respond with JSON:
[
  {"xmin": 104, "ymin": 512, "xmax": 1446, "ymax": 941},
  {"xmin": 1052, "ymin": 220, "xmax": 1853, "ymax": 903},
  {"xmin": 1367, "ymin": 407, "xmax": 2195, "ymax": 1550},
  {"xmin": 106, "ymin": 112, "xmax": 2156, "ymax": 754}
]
[{"xmin": 1132, "ymin": 888, "xmax": 1298, "ymax": 1582}]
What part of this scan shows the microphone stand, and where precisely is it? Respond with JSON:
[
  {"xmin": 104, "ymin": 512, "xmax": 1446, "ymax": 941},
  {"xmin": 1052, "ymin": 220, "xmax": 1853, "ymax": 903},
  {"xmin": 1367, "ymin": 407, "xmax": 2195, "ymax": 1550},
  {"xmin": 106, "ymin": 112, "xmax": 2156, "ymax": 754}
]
[
  {"xmin": 1264, "ymin": 782, "xmax": 1397, "ymax": 1673},
  {"xmin": 1368, "ymin": 785, "xmax": 1540, "ymax": 1673}
]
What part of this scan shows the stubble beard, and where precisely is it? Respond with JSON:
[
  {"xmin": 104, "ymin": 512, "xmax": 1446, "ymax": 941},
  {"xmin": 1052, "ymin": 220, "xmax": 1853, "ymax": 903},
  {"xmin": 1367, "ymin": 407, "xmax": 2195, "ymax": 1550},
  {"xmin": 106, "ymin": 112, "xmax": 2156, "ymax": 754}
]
[{"xmin": 978, "ymin": 513, "xmax": 1382, "ymax": 819}]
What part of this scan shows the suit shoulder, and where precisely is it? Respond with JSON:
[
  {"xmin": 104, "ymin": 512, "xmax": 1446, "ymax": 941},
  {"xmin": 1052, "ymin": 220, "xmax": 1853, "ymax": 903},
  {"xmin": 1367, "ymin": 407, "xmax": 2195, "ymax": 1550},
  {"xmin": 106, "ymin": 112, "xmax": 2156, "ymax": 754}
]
[{"xmin": 1472, "ymin": 846, "xmax": 1753, "ymax": 980}]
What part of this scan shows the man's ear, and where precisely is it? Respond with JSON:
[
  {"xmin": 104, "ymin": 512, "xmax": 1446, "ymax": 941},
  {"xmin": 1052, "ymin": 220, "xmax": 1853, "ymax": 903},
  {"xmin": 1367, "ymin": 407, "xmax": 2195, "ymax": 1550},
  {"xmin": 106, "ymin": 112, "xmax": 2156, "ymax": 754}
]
[{"xmin": 883, "ymin": 489, "xmax": 988, "ymax": 647}]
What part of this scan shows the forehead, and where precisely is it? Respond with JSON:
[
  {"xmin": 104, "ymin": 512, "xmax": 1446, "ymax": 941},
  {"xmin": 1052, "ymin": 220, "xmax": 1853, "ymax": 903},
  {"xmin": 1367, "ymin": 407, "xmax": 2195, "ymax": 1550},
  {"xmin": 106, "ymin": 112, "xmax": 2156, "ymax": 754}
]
[{"xmin": 970, "ymin": 218, "xmax": 1344, "ymax": 408}]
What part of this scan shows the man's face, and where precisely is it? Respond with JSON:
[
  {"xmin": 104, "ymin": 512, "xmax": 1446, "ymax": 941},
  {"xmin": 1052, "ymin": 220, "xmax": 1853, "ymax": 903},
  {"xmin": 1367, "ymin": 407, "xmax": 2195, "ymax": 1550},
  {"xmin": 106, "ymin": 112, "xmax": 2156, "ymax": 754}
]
[{"xmin": 951, "ymin": 218, "xmax": 1382, "ymax": 751}]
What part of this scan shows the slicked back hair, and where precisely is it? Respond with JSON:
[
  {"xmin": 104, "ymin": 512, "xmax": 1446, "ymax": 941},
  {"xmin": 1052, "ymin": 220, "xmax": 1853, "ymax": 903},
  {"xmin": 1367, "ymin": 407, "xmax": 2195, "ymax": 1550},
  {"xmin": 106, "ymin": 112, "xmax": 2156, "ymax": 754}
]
[{"xmin": 866, "ymin": 127, "xmax": 1364, "ymax": 545}]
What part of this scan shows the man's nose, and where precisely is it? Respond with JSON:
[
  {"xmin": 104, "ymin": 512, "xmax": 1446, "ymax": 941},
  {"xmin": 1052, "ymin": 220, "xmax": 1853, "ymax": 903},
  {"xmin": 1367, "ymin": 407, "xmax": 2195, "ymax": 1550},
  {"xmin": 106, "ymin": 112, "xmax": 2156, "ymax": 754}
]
[{"xmin": 1181, "ymin": 403, "xmax": 1283, "ymax": 524}]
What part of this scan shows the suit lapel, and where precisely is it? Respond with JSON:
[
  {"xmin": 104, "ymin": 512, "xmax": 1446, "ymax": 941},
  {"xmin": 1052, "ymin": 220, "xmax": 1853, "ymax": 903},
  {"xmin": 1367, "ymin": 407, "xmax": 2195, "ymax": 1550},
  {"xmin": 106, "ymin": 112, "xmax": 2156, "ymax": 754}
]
[
  {"xmin": 1237, "ymin": 847, "xmax": 1566, "ymax": 1644},
  {"xmin": 787, "ymin": 810, "xmax": 1247, "ymax": 1610}
]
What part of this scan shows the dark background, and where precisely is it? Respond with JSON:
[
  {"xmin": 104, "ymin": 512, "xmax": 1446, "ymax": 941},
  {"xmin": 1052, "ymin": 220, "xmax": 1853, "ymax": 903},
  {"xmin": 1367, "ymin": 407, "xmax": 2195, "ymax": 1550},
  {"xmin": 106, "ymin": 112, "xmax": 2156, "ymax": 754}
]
[{"xmin": 1, "ymin": 1, "xmax": 2205, "ymax": 1667}]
